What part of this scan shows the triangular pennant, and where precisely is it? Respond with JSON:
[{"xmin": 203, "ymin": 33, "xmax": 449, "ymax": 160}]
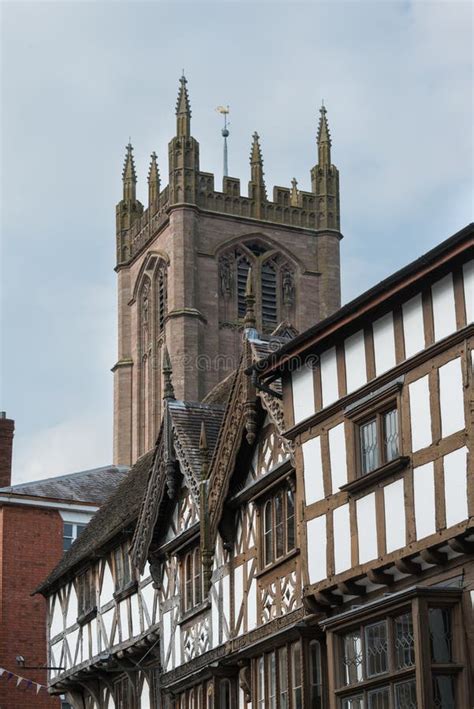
[
  {"xmin": 0, "ymin": 668, "xmax": 4, "ymax": 676},
  {"xmin": 7, "ymin": 672, "xmax": 13, "ymax": 681},
  {"xmin": 36, "ymin": 683, "xmax": 41, "ymax": 694},
  {"xmin": 26, "ymin": 680, "xmax": 33, "ymax": 689},
  {"xmin": 16, "ymin": 676, "xmax": 23, "ymax": 687}
]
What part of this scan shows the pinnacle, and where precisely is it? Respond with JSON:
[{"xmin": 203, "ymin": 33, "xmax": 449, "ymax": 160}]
[
  {"xmin": 250, "ymin": 132, "xmax": 263, "ymax": 165},
  {"xmin": 148, "ymin": 152, "xmax": 160, "ymax": 183},
  {"xmin": 176, "ymin": 73, "xmax": 191, "ymax": 117},
  {"xmin": 162, "ymin": 346, "xmax": 175, "ymax": 401},
  {"xmin": 122, "ymin": 142, "xmax": 137, "ymax": 182},
  {"xmin": 317, "ymin": 103, "xmax": 331, "ymax": 146}
]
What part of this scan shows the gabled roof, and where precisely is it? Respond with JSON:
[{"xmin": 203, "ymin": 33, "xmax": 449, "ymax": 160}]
[
  {"xmin": 168, "ymin": 400, "xmax": 225, "ymax": 495},
  {"xmin": 0, "ymin": 465, "xmax": 129, "ymax": 505},
  {"xmin": 36, "ymin": 451, "xmax": 154, "ymax": 595},
  {"xmin": 252, "ymin": 222, "xmax": 473, "ymax": 377}
]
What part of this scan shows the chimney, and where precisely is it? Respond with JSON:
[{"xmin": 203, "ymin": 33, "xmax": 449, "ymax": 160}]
[{"xmin": 0, "ymin": 412, "xmax": 15, "ymax": 488}]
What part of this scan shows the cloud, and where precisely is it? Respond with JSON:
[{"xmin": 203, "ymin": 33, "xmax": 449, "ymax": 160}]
[
  {"xmin": 12, "ymin": 408, "xmax": 112, "ymax": 484},
  {"xmin": 1, "ymin": 0, "xmax": 472, "ymax": 479}
]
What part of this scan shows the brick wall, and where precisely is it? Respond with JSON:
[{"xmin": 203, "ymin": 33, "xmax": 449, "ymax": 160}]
[
  {"xmin": 0, "ymin": 505, "xmax": 63, "ymax": 708},
  {"xmin": 0, "ymin": 415, "xmax": 14, "ymax": 489}
]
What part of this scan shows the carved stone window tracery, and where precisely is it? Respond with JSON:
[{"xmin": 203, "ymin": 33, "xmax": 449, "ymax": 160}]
[{"xmin": 218, "ymin": 240, "xmax": 297, "ymax": 332}]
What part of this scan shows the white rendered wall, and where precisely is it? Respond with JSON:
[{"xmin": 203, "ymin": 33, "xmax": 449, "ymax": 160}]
[
  {"xmin": 413, "ymin": 462, "xmax": 436, "ymax": 539},
  {"xmin": 291, "ymin": 366, "xmax": 315, "ymax": 424},
  {"xmin": 100, "ymin": 561, "xmax": 115, "ymax": 607},
  {"xmin": 345, "ymin": 330, "xmax": 366, "ymax": 393},
  {"xmin": 328, "ymin": 423, "xmax": 347, "ymax": 491},
  {"xmin": 373, "ymin": 312, "xmax": 396, "ymax": 376},
  {"xmin": 306, "ymin": 515, "xmax": 327, "ymax": 583},
  {"xmin": 444, "ymin": 446, "xmax": 468, "ymax": 528},
  {"xmin": 50, "ymin": 594, "xmax": 64, "ymax": 638},
  {"xmin": 439, "ymin": 357, "xmax": 464, "ymax": 438},
  {"xmin": 409, "ymin": 375, "xmax": 432, "ymax": 450},
  {"xmin": 333, "ymin": 504, "xmax": 351, "ymax": 574},
  {"xmin": 320, "ymin": 347, "xmax": 339, "ymax": 407},
  {"xmin": 384, "ymin": 479, "xmax": 406, "ymax": 553},
  {"xmin": 463, "ymin": 260, "xmax": 473, "ymax": 323},
  {"xmin": 402, "ymin": 294, "xmax": 425, "ymax": 359},
  {"xmin": 66, "ymin": 584, "xmax": 78, "ymax": 629},
  {"xmin": 140, "ymin": 679, "xmax": 151, "ymax": 709},
  {"xmin": 356, "ymin": 493, "xmax": 378, "ymax": 564},
  {"xmin": 432, "ymin": 274, "xmax": 456, "ymax": 341},
  {"xmin": 302, "ymin": 436, "xmax": 324, "ymax": 504}
]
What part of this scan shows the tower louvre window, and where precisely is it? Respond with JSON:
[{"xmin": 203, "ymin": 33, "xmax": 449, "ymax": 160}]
[
  {"xmin": 261, "ymin": 260, "xmax": 278, "ymax": 327},
  {"xmin": 237, "ymin": 257, "xmax": 251, "ymax": 318}
]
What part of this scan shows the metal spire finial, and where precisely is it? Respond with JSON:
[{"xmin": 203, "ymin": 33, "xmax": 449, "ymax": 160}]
[{"xmin": 216, "ymin": 105, "xmax": 230, "ymax": 177}]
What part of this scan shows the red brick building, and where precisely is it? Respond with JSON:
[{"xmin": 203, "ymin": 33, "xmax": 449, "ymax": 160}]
[{"xmin": 0, "ymin": 413, "xmax": 127, "ymax": 708}]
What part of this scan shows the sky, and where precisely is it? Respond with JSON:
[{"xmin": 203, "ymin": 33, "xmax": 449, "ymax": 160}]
[{"xmin": 1, "ymin": 0, "xmax": 472, "ymax": 484}]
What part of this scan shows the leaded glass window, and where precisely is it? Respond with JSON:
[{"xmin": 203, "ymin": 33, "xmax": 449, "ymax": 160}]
[
  {"xmin": 429, "ymin": 608, "xmax": 452, "ymax": 663},
  {"xmin": 342, "ymin": 697, "xmax": 364, "ymax": 709},
  {"xmin": 310, "ymin": 640, "xmax": 323, "ymax": 708},
  {"xmin": 365, "ymin": 621, "xmax": 388, "ymax": 677},
  {"xmin": 261, "ymin": 483, "xmax": 296, "ymax": 569},
  {"xmin": 395, "ymin": 613, "xmax": 415, "ymax": 669},
  {"xmin": 267, "ymin": 652, "xmax": 277, "ymax": 709},
  {"xmin": 279, "ymin": 646, "xmax": 288, "ymax": 709},
  {"xmin": 291, "ymin": 642, "xmax": 302, "ymax": 709},
  {"xmin": 343, "ymin": 631, "xmax": 363, "ymax": 685},
  {"xmin": 359, "ymin": 406, "xmax": 399, "ymax": 476},
  {"xmin": 360, "ymin": 418, "xmax": 378, "ymax": 474},
  {"xmin": 257, "ymin": 656, "xmax": 265, "ymax": 708},
  {"xmin": 395, "ymin": 679, "xmax": 417, "ymax": 709},
  {"xmin": 367, "ymin": 685, "xmax": 389, "ymax": 709},
  {"xmin": 432, "ymin": 675, "xmax": 455, "ymax": 709}
]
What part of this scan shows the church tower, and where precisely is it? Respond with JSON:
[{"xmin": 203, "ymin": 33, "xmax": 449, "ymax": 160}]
[{"xmin": 113, "ymin": 77, "xmax": 342, "ymax": 466}]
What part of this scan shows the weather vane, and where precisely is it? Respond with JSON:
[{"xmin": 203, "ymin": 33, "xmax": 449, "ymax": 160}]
[{"xmin": 216, "ymin": 105, "xmax": 230, "ymax": 177}]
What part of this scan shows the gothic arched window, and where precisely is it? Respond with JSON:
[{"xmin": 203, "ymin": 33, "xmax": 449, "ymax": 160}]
[
  {"xmin": 219, "ymin": 240, "xmax": 296, "ymax": 333},
  {"xmin": 136, "ymin": 255, "xmax": 168, "ymax": 455}
]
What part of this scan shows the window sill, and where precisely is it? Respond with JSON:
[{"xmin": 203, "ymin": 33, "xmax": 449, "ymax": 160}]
[
  {"xmin": 179, "ymin": 599, "xmax": 211, "ymax": 625},
  {"xmin": 339, "ymin": 456, "xmax": 410, "ymax": 495},
  {"xmin": 255, "ymin": 547, "xmax": 300, "ymax": 578},
  {"xmin": 113, "ymin": 580, "xmax": 138, "ymax": 603},
  {"xmin": 77, "ymin": 607, "xmax": 97, "ymax": 626}
]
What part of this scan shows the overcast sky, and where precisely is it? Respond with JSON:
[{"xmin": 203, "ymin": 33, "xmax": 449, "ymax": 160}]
[{"xmin": 1, "ymin": 0, "xmax": 472, "ymax": 484}]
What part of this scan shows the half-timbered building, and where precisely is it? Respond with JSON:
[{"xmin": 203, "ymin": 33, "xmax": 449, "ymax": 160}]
[{"xmin": 37, "ymin": 222, "xmax": 473, "ymax": 709}]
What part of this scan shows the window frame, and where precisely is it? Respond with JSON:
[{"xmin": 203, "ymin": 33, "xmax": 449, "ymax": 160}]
[
  {"xmin": 356, "ymin": 401, "xmax": 400, "ymax": 478},
  {"xmin": 113, "ymin": 543, "xmax": 133, "ymax": 594},
  {"xmin": 62, "ymin": 521, "xmax": 87, "ymax": 553},
  {"xmin": 323, "ymin": 589, "xmax": 467, "ymax": 709},
  {"xmin": 181, "ymin": 546, "xmax": 205, "ymax": 615},
  {"xmin": 259, "ymin": 480, "xmax": 296, "ymax": 571},
  {"xmin": 76, "ymin": 567, "xmax": 96, "ymax": 619}
]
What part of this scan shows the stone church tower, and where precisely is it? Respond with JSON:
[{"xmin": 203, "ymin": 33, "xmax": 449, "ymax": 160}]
[{"xmin": 113, "ymin": 76, "xmax": 342, "ymax": 466}]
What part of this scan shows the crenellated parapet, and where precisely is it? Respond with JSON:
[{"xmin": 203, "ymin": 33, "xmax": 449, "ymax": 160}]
[{"xmin": 115, "ymin": 77, "xmax": 341, "ymax": 266}]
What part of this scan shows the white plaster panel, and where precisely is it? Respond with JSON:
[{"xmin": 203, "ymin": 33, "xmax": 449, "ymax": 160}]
[
  {"xmin": 66, "ymin": 627, "xmax": 79, "ymax": 666},
  {"xmin": 306, "ymin": 515, "xmax": 327, "ymax": 583},
  {"xmin": 439, "ymin": 357, "xmax": 464, "ymax": 438},
  {"xmin": 50, "ymin": 593, "xmax": 64, "ymax": 638},
  {"xmin": 212, "ymin": 595, "xmax": 219, "ymax": 648},
  {"xmin": 320, "ymin": 346, "xmax": 339, "ymax": 407},
  {"xmin": 333, "ymin": 504, "xmax": 351, "ymax": 574},
  {"xmin": 409, "ymin": 375, "xmax": 432, "ymax": 451},
  {"xmin": 223, "ymin": 573, "xmax": 230, "ymax": 635},
  {"xmin": 444, "ymin": 446, "xmax": 468, "ymax": 528},
  {"xmin": 302, "ymin": 435, "xmax": 324, "ymax": 505},
  {"xmin": 130, "ymin": 592, "xmax": 141, "ymax": 637},
  {"xmin": 141, "ymin": 679, "xmax": 151, "ymax": 709},
  {"xmin": 247, "ymin": 575, "xmax": 257, "ymax": 631},
  {"xmin": 345, "ymin": 330, "xmax": 367, "ymax": 393},
  {"xmin": 162, "ymin": 609, "xmax": 171, "ymax": 659},
  {"xmin": 101, "ymin": 607, "xmax": 114, "ymax": 648},
  {"xmin": 356, "ymin": 493, "xmax": 378, "ymax": 564},
  {"xmin": 402, "ymin": 294, "xmax": 425, "ymax": 359},
  {"xmin": 413, "ymin": 462, "xmax": 436, "ymax": 539},
  {"xmin": 328, "ymin": 423, "xmax": 347, "ymax": 492},
  {"xmin": 373, "ymin": 312, "xmax": 396, "ymax": 375},
  {"xmin": 234, "ymin": 564, "xmax": 244, "ymax": 630},
  {"xmin": 174, "ymin": 621, "xmax": 180, "ymax": 667},
  {"xmin": 140, "ymin": 581, "xmax": 155, "ymax": 625},
  {"xmin": 463, "ymin": 260, "xmax": 473, "ymax": 323},
  {"xmin": 383, "ymin": 479, "xmax": 406, "ymax": 553},
  {"xmin": 291, "ymin": 366, "xmax": 315, "ymax": 424},
  {"xmin": 100, "ymin": 561, "xmax": 115, "ymax": 607},
  {"xmin": 90, "ymin": 617, "xmax": 98, "ymax": 658},
  {"xmin": 119, "ymin": 600, "xmax": 129, "ymax": 642},
  {"xmin": 66, "ymin": 584, "xmax": 78, "ymax": 629},
  {"xmin": 432, "ymin": 273, "xmax": 456, "ymax": 341}
]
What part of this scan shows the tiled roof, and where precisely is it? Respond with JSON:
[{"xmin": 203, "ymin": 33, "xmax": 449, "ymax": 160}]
[
  {"xmin": 35, "ymin": 451, "xmax": 154, "ymax": 595},
  {"xmin": 0, "ymin": 465, "xmax": 129, "ymax": 505}
]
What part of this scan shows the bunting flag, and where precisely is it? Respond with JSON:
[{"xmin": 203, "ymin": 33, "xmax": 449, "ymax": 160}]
[{"xmin": 0, "ymin": 667, "xmax": 48, "ymax": 694}]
